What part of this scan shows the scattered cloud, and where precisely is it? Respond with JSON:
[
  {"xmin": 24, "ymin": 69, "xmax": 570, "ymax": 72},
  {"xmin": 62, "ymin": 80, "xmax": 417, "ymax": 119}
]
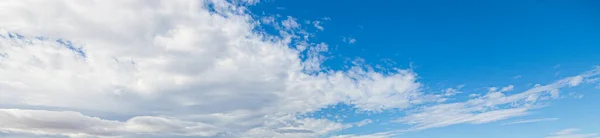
[
  {"xmin": 546, "ymin": 128, "xmax": 598, "ymax": 138},
  {"xmin": 313, "ymin": 21, "xmax": 324, "ymax": 31},
  {"xmin": 443, "ymin": 84, "xmax": 465, "ymax": 96},
  {"xmin": 554, "ymin": 64, "xmax": 561, "ymax": 69},
  {"xmin": 500, "ymin": 85, "xmax": 515, "ymax": 92},
  {"xmin": 343, "ymin": 37, "xmax": 357, "ymax": 44},
  {"xmin": 282, "ymin": 16, "xmax": 300, "ymax": 29},
  {"xmin": 501, "ymin": 118, "xmax": 558, "ymax": 125},
  {"xmin": 261, "ymin": 16, "xmax": 276, "ymax": 24},
  {"xmin": 568, "ymin": 92, "xmax": 585, "ymax": 99}
]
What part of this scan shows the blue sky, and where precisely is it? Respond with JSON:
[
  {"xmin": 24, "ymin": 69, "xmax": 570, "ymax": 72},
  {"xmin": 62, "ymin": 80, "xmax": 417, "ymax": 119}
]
[
  {"xmin": 0, "ymin": 0, "xmax": 599, "ymax": 138},
  {"xmin": 252, "ymin": 0, "xmax": 600, "ymax": 137}
]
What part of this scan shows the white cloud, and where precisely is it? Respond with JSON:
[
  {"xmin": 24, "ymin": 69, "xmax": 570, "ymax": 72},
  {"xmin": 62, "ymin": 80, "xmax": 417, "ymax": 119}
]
[
  {"xmin": 443, "ymin": 84, "xmax": 465, "ymax": 96},
  {"xmin": 261, "ymin": 16, "xmax": 276, "ymax": 24},
  {"xmin": 546, "ymin": 128, "xmax": 598, "ymax": 138},
  {"xmin": 501, "ymin": 118, "xmax": 558, "ymax": 125},
  {"xmin": 282, "ymin": 16, "xmax": 300, "ymax": 29},
  {"xmin": 354, "ymin": 119, "xmax": 373, "ymax": 127},
  {"xmin": 0, "ymin": 109, "xmax": 221, "ymax": 137},
  {"xmin": 395, "ymin": 68, "xmax": 600, "ymax": 131},
  {"xmin": 2, "ymin": 0, "xmax": 600, "ymax": 137},
  {"xmin": 313, "ymin": 21, "xmax": 324, "ymax": 31},
  {"xmin": 331, "ymin": 132, "xmax": 396, "ymax": 138},
  {"xmin": 569, "ymin": 76, "xmax": 584, "ymax": 87},
  {"xmin": 499, "ymin": 85, "xmax": 514, "ymax": 92},
  {"xmin": 342, "ymin": 37, "xmax": 356, "ymax": 44},
  {"xmin": 0, "ymin": 0, "xmax": 424, "ymax": 137}
]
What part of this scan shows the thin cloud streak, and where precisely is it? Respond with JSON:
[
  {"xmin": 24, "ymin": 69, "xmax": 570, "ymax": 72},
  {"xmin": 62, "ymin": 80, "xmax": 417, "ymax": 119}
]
[{"xmin": 501, "ymin": 118, "xmax": 558, "ymax": 125}]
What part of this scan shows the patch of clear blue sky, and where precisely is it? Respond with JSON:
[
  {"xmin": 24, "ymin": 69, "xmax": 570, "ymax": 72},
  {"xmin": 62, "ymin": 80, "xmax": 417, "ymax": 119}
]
[{"xmin": 249, "ymin": 0, "xmax": 600, "ymax": 137}]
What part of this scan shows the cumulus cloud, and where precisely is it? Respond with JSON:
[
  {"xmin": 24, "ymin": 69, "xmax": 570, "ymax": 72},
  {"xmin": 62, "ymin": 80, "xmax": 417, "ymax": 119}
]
[
  {"xmin": 546, "ymin": 128, "xmax": 598, "ymax": 138},
  {"xmin": 0, "ymin": 0, "xmax": 423, "ymax": 137}
]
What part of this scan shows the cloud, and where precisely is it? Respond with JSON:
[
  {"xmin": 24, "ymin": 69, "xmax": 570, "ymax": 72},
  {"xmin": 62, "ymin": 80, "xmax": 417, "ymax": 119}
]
[
  {"xmin": 546, "ymin": 128, "xmax": 598, "ymax": 138},
  {"xmin": 0, "ymin": 109, "xmax": 221, "ymax": 137},
  {"xmin": 501, "ymin": 118, "xmax": 558, "ymax": 125},
  {"xmin": 0, "ymin": 0, "xmax": 423, "ymax": 137},
  {"xmin": 499, "ymin": 85, "xmax": 515, "ymax": 92},
  {"xmin": 354, "ymin": 119, "xmax": 373, "ymax": 127},
  {"xmin": 342, "ymin": 37, "xmax": 357, "ymax": 44},
  {"xmin": 313, "ymin": 21, "xmax": 324, "ymax": 31},
  {"xmin": 443, "ymin": 84, "xmax": 465, "ymax": 96},
  {"xmin": 569, "ymin": 76, "xmax": 584, "ymax": 87},
  {"xmin": 282, "ymin": 16, "xmax": 300, "ymax": 29},
  {"xmin": 2, "ymin": 0, "xmax": 600, "ymax": 137},
  {"xmin": 330, "ymin": 132, "xmax": 396, "ymax": 138},
  {"xmin": 395, "ymin": 68, "xmax": 600, "ymax": 131}
]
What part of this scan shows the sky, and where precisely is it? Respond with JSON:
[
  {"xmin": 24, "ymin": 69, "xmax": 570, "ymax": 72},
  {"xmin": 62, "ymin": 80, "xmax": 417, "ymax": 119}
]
[{"xmin": 0, "ymin": 0, "xmax": 599, "ymax": 138}]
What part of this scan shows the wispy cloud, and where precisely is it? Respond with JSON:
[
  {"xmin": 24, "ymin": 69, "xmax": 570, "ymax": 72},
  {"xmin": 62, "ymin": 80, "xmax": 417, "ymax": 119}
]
[
  {"xmin": 514, "ymin": 75, "xmax": 522, "ymax": 79},
  {"xmin": 501, "ymin": 118, "xmax": 558, "ymax": 125},
  {"xmin": 546, "ymin": 128, "xmax": 598, "ymax": 138},
  {"xmin": 331, "ymin": 131, "xmax": 397, "ymax": 138},
  {"xmin": 395, "ymin": 68, "xmax": 600, "ymax": 131}
]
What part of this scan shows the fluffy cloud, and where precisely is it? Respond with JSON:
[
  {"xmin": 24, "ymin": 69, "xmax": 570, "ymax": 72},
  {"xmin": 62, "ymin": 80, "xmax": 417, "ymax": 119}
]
[
  {"xmin": 0, "ymin": 0, "xmax": 423, "ymax": 137},
  {"xmin": 546, "ymin": 128, "xmax": 598, "ymax": 138}
]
